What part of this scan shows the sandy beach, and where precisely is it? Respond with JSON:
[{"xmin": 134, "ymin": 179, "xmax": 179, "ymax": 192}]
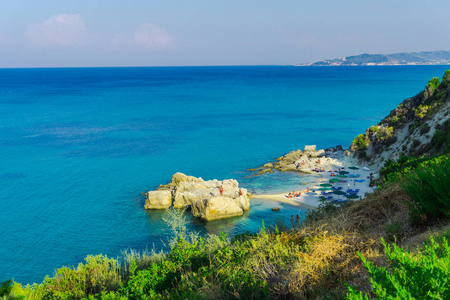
[{"xmin": 252, "ymin": 153, "xmax": 379, "ymax": 209}]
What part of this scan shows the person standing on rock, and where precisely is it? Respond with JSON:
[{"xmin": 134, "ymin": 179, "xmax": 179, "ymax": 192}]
[{"xmin": 219, "ymin": 185, "xmax": 224, "ymax": 196}]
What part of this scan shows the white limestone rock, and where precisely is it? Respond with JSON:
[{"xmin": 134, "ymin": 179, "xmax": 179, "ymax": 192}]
[
  {"xmin": 145, "ymin": 190, "xmax": 172, "ymax": 209},
  {"xmin": 191, "ymin": 196, "xmax": 244, "ymax": 221}
]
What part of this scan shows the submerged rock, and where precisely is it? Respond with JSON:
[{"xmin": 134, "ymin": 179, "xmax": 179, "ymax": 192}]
[{"xmin": 145, "ymin": 172, "xmax": 251, "ymax": 221}]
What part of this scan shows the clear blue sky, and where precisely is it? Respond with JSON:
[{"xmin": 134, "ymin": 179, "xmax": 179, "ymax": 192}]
[{"xmin": 1, "ymin": 0, "xmax": 449, "ymax": 67}]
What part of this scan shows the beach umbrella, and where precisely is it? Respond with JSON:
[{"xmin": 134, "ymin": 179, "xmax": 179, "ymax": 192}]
[
  {"xmin": 345, "ymin": 194, "xmax": 359, "ymax": 200},
  {"xmin": 339, "ymin": 171, "xmax": 350, "ymax": 175},
  {"xmin": 333, "ymin": 190, "xmax": 346, "ymax": 200},
  {"xmin": 348, "ymin": 166, "xmax": 359, "ymax": 175},
  {"xmin": 329, "ymin": 178, "xmax": 341, "ymax": 183},
  {"xmin": 336, "ymin": 175, "xmax": 348, "ymax": 178},
  {"xmin": 319, "ymin": 183, "xmax": 332, "ymax": 187},
  {"xmin": 318, "ymin": 187, "xmax": 332, "ymax": 191}
]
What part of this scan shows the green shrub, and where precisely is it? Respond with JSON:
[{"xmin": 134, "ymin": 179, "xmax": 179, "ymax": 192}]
[
  {"xmin": 420, "ymin": 123, "xmax": 431, "ymax": 134},
  {"xmin": 427, "ymin": 77, "xmax": 441, "ymax": 91},
  {"xmin": 444, "ymin": 69, "xmax": 450, "ymax": 81},
  {"xmin": 346, "ymin": 236, "xmax": 450, "ymax": 300},
  {"xmin": 415, "ymin": 104, "xmax": 430, "ymax": 119},
  {"xmin": 431, "ymin": 129, "xmax": 449, "ymax": 151},
  {"xmin": 376, "ymin": 126, "xmax": 394, "ymax": 141},
  {"xmin": 411, "ymin": 139, "xmax": 421, "ymax": 148},
  {"xmin": 40, "ymin": 255, "xmax": 122, "ymax": 299},
  {"xmin": 0, "ymin": 279, "xmax": 13, "ymax": 297},
  {"xmin": 401, "ymin": 157, "xmax": 450, "ymax": 222},
  {"xmin": 380, "ymin": 154, "xmax": 447, "ymax": 183},
  {"xmin": 353, "ymin": 134, "xmax": 370, "ymax": 150}
]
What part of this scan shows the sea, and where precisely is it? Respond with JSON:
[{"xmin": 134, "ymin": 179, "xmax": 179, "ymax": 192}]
[{"xmin": 1, "ymin": 65, "xmax": 448, "ymax": 284}]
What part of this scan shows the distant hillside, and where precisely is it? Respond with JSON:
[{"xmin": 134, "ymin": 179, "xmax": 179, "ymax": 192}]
[{"xmin": 299, "ymin": 50, "xmax": 450, "ymax": 66}]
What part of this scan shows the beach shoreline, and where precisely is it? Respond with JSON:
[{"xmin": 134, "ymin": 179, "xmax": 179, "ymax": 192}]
[{"xmin": 249, "ymin": 151, "xmax": 379, "ymax": 209}]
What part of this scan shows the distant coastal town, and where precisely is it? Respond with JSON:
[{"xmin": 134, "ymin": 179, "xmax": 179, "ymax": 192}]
[{"xmin": 295, "ymin": 50, "xmax": 450, "ymax": 66}]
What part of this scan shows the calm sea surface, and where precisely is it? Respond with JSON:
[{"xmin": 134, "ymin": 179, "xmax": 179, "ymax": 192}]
[{"xmin": 1, "ymin": 65, "xmax": 448, "ymax": 283}]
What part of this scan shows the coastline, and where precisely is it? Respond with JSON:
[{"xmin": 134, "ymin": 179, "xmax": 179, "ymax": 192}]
[{"xmin": 249, "ymin": 151, "xmax": 379, "ymax": 209}]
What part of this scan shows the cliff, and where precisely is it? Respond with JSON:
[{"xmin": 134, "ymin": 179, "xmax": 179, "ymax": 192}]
[{"xmin": 349, "ymin": 70, "xmax": 450, "ymax": 167}]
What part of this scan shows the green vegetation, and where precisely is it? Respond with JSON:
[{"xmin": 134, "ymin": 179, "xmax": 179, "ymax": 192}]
[
  {"xmin": 0, "ymin": 280, "xmax": 13, "ymax": 298},
  {"xmin": 347, "ymin": 237, "xmax": 450, "ymax": 300},
  {"xmin": 414, "ymin": 104, "xmax": 430, "ymax": 119},
  {"xmin": 431, "ymin": 127, "xmax": 450, "ymax": 151},
  {"xmin": 401, "ymin": 157, "xmax": 450, "ymax": 222},
  {"xmin": 375, "ymin": 126, "xmax": 393, "ymax": 141},
  {"xmin": 427, "ymin": 77, "xmax": 441, "ymax": 92},
  {"xmin": 380, "ymin": 154, "xmax": 448, "ymax": 183},
  {"xmin": 352, "ymin": 134, "xmax": 370, "ymax": 150}
]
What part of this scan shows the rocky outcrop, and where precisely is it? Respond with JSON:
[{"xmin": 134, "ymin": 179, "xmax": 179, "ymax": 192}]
[
  {"xmin": 145, "ymin": 172, "xmax": 250, "ymax": 221},
  {"xmin": 191, "ymin": 196, "xmax": 247, "ymax": 221},
  {"xmin": 249, "ymin": 145, "xmax": 344, "ymax": 174},
  {"xmin": 349, "ymin": 70, "xmax": 450, "ymax": 167},
  {"xmin": 145, "ymin": 190, "xmax": 172, "ymax": 209}
]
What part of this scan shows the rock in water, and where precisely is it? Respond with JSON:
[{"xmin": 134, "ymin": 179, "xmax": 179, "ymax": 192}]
[
  {"xmin": 145, "ymin": 172, "xmax": 251, "ymax": 221},
  {"xmin": 191, "ymin": 196, "xmax": 244, "ymax": 221},
  {"xmin": 145, "ymin": 190, "xmax": 172, "ymax": 209}
]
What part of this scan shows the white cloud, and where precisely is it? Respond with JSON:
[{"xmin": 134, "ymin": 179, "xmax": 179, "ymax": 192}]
[
  {"xmin": 133, "ymin": 23, "xmax": 173, "ymax": 49},
  {"xmin": 26, "ymin": 14, "xmax": 87, "ymax": 46}
]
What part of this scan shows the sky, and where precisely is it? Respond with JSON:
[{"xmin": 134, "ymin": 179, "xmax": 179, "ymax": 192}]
[{"xmin": 1, "ymin": 0, "xmax": 450, "ymax": 67}]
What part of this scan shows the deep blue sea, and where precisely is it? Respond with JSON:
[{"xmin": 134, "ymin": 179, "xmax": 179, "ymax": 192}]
[{"xmin": 1, "ymin": 65, "xmax": 448, "ymax": 284}]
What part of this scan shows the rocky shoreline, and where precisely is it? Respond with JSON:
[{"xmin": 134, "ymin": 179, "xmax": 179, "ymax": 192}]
[
  {"xmin": 144, "ymin": 145, "xmax": 372, "ymax": 222},
  {"xmin": 248, "ymin": 145, "xmax": 345, "ymax": 175}
]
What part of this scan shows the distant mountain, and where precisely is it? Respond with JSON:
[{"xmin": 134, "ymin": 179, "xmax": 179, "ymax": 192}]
[{"xmin": 298, "ymin": 50, "xmax": 450, "ymax": 66}]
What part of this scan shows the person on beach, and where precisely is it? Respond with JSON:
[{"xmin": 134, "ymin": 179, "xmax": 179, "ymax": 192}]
[
  {"xmin": 219, "ymin": 185, "xmax": 223, "ymax": 195},
  {"xmin": 369, "ymin": 173, "xmax": 373, "ymax": 181},
  {"xmin": 306, "ymin": 187, "xmax": 309, "ymax": 193},
  {"xmin": 295, "ymin": 214, "xmax": 300, "ymax": 224},
  {"xmin": 239, "ymin": 188, "xmax": 243, "ymax": 196}
]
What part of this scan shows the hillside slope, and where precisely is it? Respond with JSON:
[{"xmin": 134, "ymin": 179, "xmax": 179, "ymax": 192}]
[{"xmin": 349, "ymin": 70, "xmax": 450, "ymax": 167}]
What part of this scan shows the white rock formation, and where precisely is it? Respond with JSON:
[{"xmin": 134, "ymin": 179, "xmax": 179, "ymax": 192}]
[
  {"xmin": 191, "ymin": 196, "xmax": 245, "ymax": 221},
  {"xmin": 145, "ymin": 173, "xmax": 251, "ymax": 221},
  {"xmin": 144, "ymin": 190, "xmax": 172, "ymax": 209}
]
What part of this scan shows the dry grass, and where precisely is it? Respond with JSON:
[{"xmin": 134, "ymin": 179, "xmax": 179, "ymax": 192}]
[
  {"xmin": 278, "ymin": 182, "xmax": 423, "ymax": 298},
  {"xmin": 314, "ymin": 182, "xmax": 414, "ymax": 241}
]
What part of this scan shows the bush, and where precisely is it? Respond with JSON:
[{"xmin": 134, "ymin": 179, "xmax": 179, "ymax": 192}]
[
  {"xmin": 0, "ymin": 279, "xmax": 13, "ymax": 297},
  {"xmin": 401, "ymin": 157, "xmax": 450, "ymax": 222},
  {"xmin": 427, "ymin": 77, "xmax": 441, "ymax": 91},
  {"xmin": 431, "ymin": 129, "xmax": 449, "ymax": 151},
  {"xmin": 420, "ymin": 123, "xmax": 431, "ymax": 134},
  {"xmin": 346, "ymin": 236, "xmax": 450, "ymax": 299},
  {"xmin": 380, "ymin": 154, "xmax": 447, "ymax": 183},
  {"xmin": 41, "ymin": 255, "xmax": 122, "ymax": 299},
  {"xmin": 385, "ymin": 136, "xmax": 397, "ymax": 147},
  {"xmin": 411, "ymin": 139, "xmax": 421, "ymax": 148},
  {"xmin": 353, "ymin": 134, "xmax": 370, "ymax": 150}
]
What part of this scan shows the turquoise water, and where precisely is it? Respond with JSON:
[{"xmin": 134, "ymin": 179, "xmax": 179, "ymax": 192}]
[{"xmin": 0, "ymin": 65, "xmax": 448, "ymax": 284}]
